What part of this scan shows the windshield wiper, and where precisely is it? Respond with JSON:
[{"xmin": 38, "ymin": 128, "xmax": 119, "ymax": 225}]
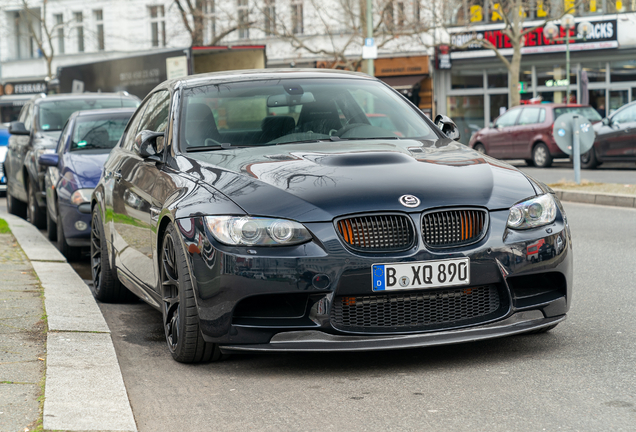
[
  {"xmin": 71, "ymin": 143, "xmax": 111, "ymax": 150},
  {"xmin": 186, "ymin": 144, "xmax": 244, "ymax": 152},
  {"xmin": 275, "ymin": 139, "xmax": 321, "ymax": 145}
]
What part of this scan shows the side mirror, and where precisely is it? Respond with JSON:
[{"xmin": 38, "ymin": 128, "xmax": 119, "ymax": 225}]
[
  {"xmin": 602, "ymin": 117, "xmax": 611, "ymax": 126},
  {"xmin": 38, "ymin": 153, "xmax": 59, "ymax": 167},
  {"xmin": 434, "ymin": 114, "xmax": 461, "ymax": 141},
  {"xmin": 134, "ymin": 130, "xmax": 163, "ymax": 161},
  {"xmin": 489, "ymin": 122, "xmax": 495, "ymax": 128},
  {"xmin": 9, "ymin": 121, "xmax": 29, "ymax": 136}
]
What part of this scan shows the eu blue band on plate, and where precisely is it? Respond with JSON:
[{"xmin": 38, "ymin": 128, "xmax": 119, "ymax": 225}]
[{"xmin": 372, "ymin": 264, "xmax": 385, "ymax": 291}]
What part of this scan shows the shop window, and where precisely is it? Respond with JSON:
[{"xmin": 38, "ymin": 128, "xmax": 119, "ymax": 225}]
[
  {"xmin": 536, "ymin": 66, "xmax": 576, "ymax": 87},
  {"xmin": 487, "ymin": 68, "xmax": 508, "ymax": 88},
  {"xmin": 609, "ymin": 90, "xmax": 628, "ymax": 115},
  {"xmin": 606, "ymin": 0, "xmax": 636, "ymax": 12},
  {"xmin": 588, "ymin": 89, "xmax": 606, "ymax": 117},
  {"xmin": 446, "ymin": 95, "xmax": 484, "ymax": 144},
  {"xmin": 451, "ymin": 70, "xmax": 483, "ymax": 89},
  {"xmin": 610, "ymin": 60, "xmax": 636, "ymax": 82},
  {"xmin": 581, "ymin": 62, "xmax": 607, "ymax": 83},
  {"xmin": 490, "ymin": 94, "xmax": 508, "ymax": 123},
  {"xmin": 539, "ymin": 91, "xmax": 567, "ymax": 104}
]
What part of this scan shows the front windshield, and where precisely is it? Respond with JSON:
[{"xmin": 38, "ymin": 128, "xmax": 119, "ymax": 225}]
[
  {"xmin": 553, "ymin": 106, "xmax": 603, "ymax": 122},
  {"xmin": 180, "ymin": 78, "xmax": 436, "ymax": 150},
  {"xmin": 39, "ymin": 98, "xmax": 139, "ymax": 132},
  {"xmin": 70, "ymin": 114, "xmax": 132, "ymax": 151}
]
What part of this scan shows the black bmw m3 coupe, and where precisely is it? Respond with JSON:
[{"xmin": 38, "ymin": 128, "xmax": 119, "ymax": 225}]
[{"xmin": 90, "ymin": 69, "xmax": 572, "ymax": 363}]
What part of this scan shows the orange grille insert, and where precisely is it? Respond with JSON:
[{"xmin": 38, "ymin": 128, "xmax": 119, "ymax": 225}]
[
  {"xmin": 423, "ymin": 209, "xmax": 487, "ymax": 247},
  {"xmin": 336, "ymin": 214, "xmax": 415, "ymax": 252}
]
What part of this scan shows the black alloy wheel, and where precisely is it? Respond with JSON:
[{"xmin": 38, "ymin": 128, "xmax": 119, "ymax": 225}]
[
  {"xmin": 161, "ymin": 224, "xmax": 221, "ymax": 363},
  {"xmin": 6, "ymin": 184, "xmax": 27, "ymax": 217},
  {"xmin": 532, "ymin": 143, "xmax": 553, "ymax": 168},
  {"xmin": 90, "ymin": 207, "xmax": 135, "ymax": 302},
  {"xmin": 581, "ymin": 148, "xmax": 600, "ymax": 169},
  {"xmin": 26, "ymin": 181, "xmax": 46, "ymax": 228},
  {"xmin": 56, "ymin": 206, "xmax": 79, "ymax": 261}
]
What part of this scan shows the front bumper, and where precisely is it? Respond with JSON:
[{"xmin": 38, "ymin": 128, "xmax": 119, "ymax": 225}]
[
  {"xmin": 59, "ymin": 200, "xmax": 92, "ymax": 247},
  {"xmin": 176, "ymin": 200, "xmax": 572, "ymax": 351}
]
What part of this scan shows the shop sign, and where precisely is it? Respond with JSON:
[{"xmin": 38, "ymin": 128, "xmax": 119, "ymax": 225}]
[
  {"xmin": 450, "ymin": 18, "xmax": 617, "ymax": 59},
  {"xmin": 374, "ymin": 56, "xmax": 429, "ymax": 77},
  {"xmin": 0, "ymin": 81, "xmax": 47, "ymax": 96},
  {"xmin": 546, "ymin": 79, "xmax": 569, "ymax": 87},
  {"xmin": 436, "ymin": 45, "xmax": 452, "ymax": 70}
]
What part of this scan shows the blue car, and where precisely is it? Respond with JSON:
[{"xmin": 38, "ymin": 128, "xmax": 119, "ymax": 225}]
[
  {"xmin": 39, "ymin": 108, "xmax": 135, "ymax": 258},
  {"xmin": 0, "ymin": 124, "xmax": 9, "ymax": 193}
]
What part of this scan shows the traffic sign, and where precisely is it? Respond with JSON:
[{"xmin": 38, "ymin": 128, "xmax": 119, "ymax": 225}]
[{"xmin": 552, "ymin": 113, "xmax": 595, "ymax": 155}]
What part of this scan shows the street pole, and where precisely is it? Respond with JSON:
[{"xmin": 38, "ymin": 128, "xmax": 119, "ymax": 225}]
[
  {"xmin": 572, "ymin": 115, "xmax": 581, "ymax": 184},
  {"xmin": 366, "ymin": 0, "xmax": 374, "ymax": 77},
  {"xmin": 566, "ymin": 31, "xmax": 570, "ymax": 104}
]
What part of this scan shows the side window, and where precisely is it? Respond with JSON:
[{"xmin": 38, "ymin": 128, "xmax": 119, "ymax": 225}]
[
  {"xmin": 121, "ymin": 103, "xmax": 150, "ymax": 151},
  {"xmin": 136, "ymin": 90, "xmax": 170, "ymax": 153},
  {"xmin": 18, "ymin": 103, "xmax": 31, "ymax": 123},
  {"xmin": 612, "ymin": 105, "xmax": 636, "ymax": 124},
  {"xmin": 57, "ymin": 121, "xmax": 72, "ymax": 153},
  {"xmin": 21, "ymin": 104, "xmax": 33, "ymax": 130},
  {"xmin": 517, "ymin": 107, "xmax": 540, "ymax": 125},
  {"xmin": 538, "ymin": 109, "xmax": 546, "ymax": 123},
  {"xmin": 495, "ymin": 109, "xmax": 520, "ymax": 127}
]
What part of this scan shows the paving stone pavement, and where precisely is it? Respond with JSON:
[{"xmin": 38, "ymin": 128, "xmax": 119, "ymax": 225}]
[{"xmin": 0, "ymin": 232, "xmax": 46, "ymax": 432}]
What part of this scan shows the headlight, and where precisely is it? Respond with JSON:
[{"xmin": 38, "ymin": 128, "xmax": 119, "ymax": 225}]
[
  {"xmin": 205, "ymin": 216, "xmax": 312, "ymax": 246},
  {"xmin": 507, "ymin": 194, "xmax": 557, "ymax": 229},
  {"xmin": 70, "ymin": 188, "xmax": 94, "ymax": 206}
]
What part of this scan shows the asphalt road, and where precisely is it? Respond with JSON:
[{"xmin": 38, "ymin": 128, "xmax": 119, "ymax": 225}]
[
  {"xmin": 86, "ymin": 202, "xmax": 634, "ymax": 431},
  {"xmin": 2, "ymin": 168, "xmax": 636, "ymax": 431}
]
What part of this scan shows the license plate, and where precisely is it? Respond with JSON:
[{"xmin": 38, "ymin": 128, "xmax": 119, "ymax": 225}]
[{"xmin": 372, "ymin": 258, "xmax": 470, "ymax": 291}]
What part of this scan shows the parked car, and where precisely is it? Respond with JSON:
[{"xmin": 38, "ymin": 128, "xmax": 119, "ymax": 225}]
[
  {"xmin": 0, "ymin": 123, "xmax": 9, "ymax": 194},
  {"xmin": 469, "ymin": 104, "xmax": 602, "ymax": 168},
  {"xmin": 582, "ymin": 100, "xmax": 636, "ymax": 169},
  {"xmin": 38, "ymin": 108, "xmax": 135, "ymax": 259},
  {"xmin": 4, "ymin": 92, "xmax": 139, "ymax": 228},
  {"xmin": 90, "ymin": 69, "xmax": 572, "ymax": 363}
]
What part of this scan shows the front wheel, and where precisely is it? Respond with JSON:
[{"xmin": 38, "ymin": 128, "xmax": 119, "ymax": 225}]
[
  {"xmin": 532, "ymin": 143, "xmax": 553, "ymax": 168},
  {"xmin": 473, "ymin": 143, "xmax": 486, "ymax": 155},
  {"xmin": 26, "ymin": 180, "xmax": 46, "ymax": 228},
  {"xmin": 161, "ymin": 224, "xmax": 221, "ymax": 363},
  {"xmin": 581, "ymin": 148, "xmax": 599, "ymax": 169}
]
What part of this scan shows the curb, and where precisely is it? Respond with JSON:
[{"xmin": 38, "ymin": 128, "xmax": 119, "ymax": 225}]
[
  {"xmin": 552, "ymin": 189, "xmax": 636, "ymax": 208},
  {"xmin": 0, "ymin": 212, "xmax": 137, "ymax": 432}
]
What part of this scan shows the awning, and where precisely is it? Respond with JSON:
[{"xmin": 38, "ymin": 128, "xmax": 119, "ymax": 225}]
[{"xmin": 379, "ymin": 74, "xmax": 427, "ymax": 90}]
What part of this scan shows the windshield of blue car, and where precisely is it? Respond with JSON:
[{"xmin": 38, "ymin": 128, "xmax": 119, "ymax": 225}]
[
  {"xmin": 70, "ymin": 114, "xmax": 132, "ymax": 151},
  {"xmin": 39, "ymin": 99, "xmax": 139, "ymax": 132},
  {"xmin": 553, "ymin": 106, "xmax": 603, "ymax": 122},
  {"xmin": 180, "ymin": 78, "xmax": 436, "ymax": 150}
]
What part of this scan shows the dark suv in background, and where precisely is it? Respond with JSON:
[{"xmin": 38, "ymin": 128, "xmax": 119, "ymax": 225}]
[
  {"xmin": 469, "ymin": 104, "xmax": 602, "ymax": 168},
  {"xmin": 4, "ymin": 92, "xmax": 139, "ymax": 227}
]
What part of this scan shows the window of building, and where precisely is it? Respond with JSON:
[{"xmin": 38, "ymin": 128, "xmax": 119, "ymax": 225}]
[
  {"xmin": 204, "ymin": 0, "xmax": 216, "ymax": 44},
  {"xmin": 94, "ymin": 10, "xmax": 104, "ymax": 51},
  {"xmin": 237, "ymin": 0, "xmax": 250, "ymax": 39},
  {"xmin": 291, "ymin": 0, "xmax": 303, "ymax": 35},
  {"xmin": 581, "ymin": 62, "xmax": 607, "ymax": 82},
  {"xmin": 74, "ymin": 12, "xmax": 84, "ymax": 53},
  {"xmin": 383, "ymin": 1, "xmax": 394, "ymax": 31},
  {"xmin": 397, "ymin": 2, "xmax": 405, "ymax": 28},
  {"xmin": 610, "ymin": 60, "xmax": 636, "ymax": 82},
  {"xmin": 487, "ymin": 68, "xmax": 508, "ymax": 88},
  {"xmin": 149, "ymin": 5, "xmax": 166, "ymax": 47},
  {"xmin": 536, "ymin": 65, "xmax": 576, "ymax": 87},
  {"xmin": 54, "ymin": 14, "xmax": 64, "ymax": 54},
  {"xmin": 451, "ymin": 69, "xmax": 483, "ymax": 89},
  {"xmin": 264, "ymin": 0, "xmax": 276, "ymax": 36}
]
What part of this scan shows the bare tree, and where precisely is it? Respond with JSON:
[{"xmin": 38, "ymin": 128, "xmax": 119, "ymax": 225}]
[
  {"xmin": 173, "ymin": 0, "xmax": 254, "ymax": 46},
  {"xmin": 256, "ymin": 0, "xmax": 429, "ymax": 71},
  {"xmin": 448, "ymin": 0, "xmax": 580, "ymax": 107},
  {"xmin": 19, "ymin": 0, "xmax": 59, "ymax": 79}
]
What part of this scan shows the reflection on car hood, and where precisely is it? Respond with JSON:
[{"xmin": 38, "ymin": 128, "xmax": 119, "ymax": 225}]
[
  {"xmin": 65, "ymin": 151, "xmax": 111, "ymax": 189},
  {"xmin": 185, "ymin": 139, "xmax": 537, "ymax": 222}
]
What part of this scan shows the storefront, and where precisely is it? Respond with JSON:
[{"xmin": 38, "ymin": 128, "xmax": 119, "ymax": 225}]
[
  {"xmin": 0, "ymin": 80, "xmax": 48, "ymax": 122},
  {"xmin": 436, "ymin": 14, "xmax": 636, "ymax": 144}
]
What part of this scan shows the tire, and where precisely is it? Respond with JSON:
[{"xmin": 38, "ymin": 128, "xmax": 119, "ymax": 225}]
[
  {"xmin": 473, "ymin": 143, "xmax": 486, "ymax": 155},
  {"xmin": 6, "ymin": 184, "xmax": 27, "ymax": 218},
  {"xmin": 26, "ymin": 180, "xmax": 46, "ymax": 228},
  {"xmin": 56, "ymin": 206, "xmax": 80, "ymax": 261},
  {"xmin": 581, "ymin": 148, "xmax": 599, "ymax": 169},
  {"xmin": 46, "ymin": 198, "xmax": 58, "ymax": 241},
  {"xmin": 532, "ymin": 143, "xmax": 553, "ymax": 168},
  {"xmin": 90, "ymin": 207, "xmax": 135, "ymax": 302},
  {"xmin": 161, "ymin": 223, "xmax": 221, "ymax": 363}
]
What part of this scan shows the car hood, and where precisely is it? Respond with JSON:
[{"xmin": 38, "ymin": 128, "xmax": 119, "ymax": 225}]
[
  {"xmin": 185, "ymin": 139, "xmax": 537, "ymax": 222},
  {"xmin": 64, "ymin": 151, "xmax": 111, "ymax": 189}
]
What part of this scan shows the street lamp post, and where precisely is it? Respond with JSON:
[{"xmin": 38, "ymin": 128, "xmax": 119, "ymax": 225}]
[{"xmin": 543, "ymin": 16, "xmax": 593, "ymax": 104}]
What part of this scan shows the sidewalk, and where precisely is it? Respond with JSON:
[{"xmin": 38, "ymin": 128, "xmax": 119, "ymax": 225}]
[{"xmin": 0, "ymin": 211, "xmax": 136, "ymax": 432}]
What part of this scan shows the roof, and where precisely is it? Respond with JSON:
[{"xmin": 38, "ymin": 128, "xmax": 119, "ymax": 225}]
[
  {"xmin": 32, "ymin": 92, "xmax": 140, "ymax": 105},
  {"xmin": 75, "ymin": 107, "xmax": 137, "ymax": 118}
]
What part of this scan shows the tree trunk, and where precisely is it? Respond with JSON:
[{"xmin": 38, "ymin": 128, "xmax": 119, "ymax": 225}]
[{"xmin": 508, "ymin": 43, "xmax": 521, "ymax": 107}]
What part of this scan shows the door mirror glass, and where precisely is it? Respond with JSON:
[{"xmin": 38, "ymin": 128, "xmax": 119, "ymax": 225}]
[
  {"xmin": 602, "ymin": 117, "xmax": 611, "ymax": 126},
  {"xmin": 434, "ymin": 114, "xmax": 461, "ymax": 141},
  {"xmin": 9, "ymin": 121, "xmax": 29, "ymax": 136}
]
